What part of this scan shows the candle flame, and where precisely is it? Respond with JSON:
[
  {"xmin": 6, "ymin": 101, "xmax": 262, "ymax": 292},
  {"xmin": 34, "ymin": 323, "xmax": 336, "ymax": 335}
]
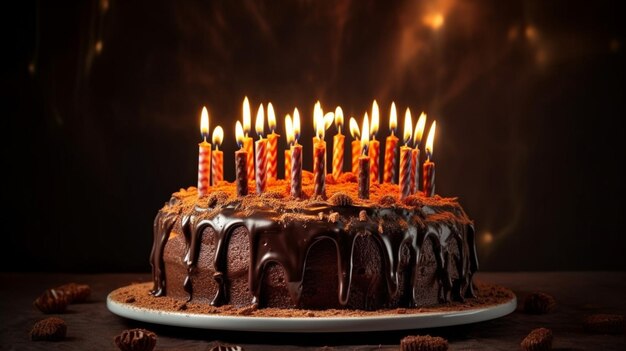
[
  {"xmin": 389, "ymin": 102, "xmax": 397, "ymax": 135},
  {"xmin": 316, "ymin": 111, "xmax": 325, "ymax": 140},
  {"xmin": 255, "ymin": 103, "xmax": 265, "ymax": 138},
  {"xmin": 313, "ymin": 101, "xmax": 322, "ymax": 130},
  {"xmin": 267, "ymin": 102, "xmax": 276, "ymax": 133},
  {"xmin": 349, "ymin": 117, "xmax": 360, "ymax": 139},
  {"xmin": 334, "ymin": 106, "xmax": 344, "ymax": 132},
  {"xmin": 285, "ymin": 114, "xmax": 294, "ymax": 146},
  {"xmin": 200, "ymin": 106, "xmax": 209, "ymax": 141},
  {"xmin": 425, "ymin": 120, "xmax": 436, "ymax": 160},
  {"xmin": 212, "ymin": 126, "xmax": 224, "ymax": 149},
  {"xmin": 370, "ymin": 100, "xmax": 379, "ymax": 138},
  {"xmin": 403, "ymin": 108, "xmax": 412, "ymax": 146},
  {"xmin": 236, "ymin": 121, "xmax": 244, "ymax": 148},
  {"xmin": 413, "ymin": 111, "xmax": 427, "ymax": 147},
  {"xmin": 243, "ymin": 96, "xmax": 251, "ymax": 135},
  {"xmin": 293, "ymin": 107, "xmax": 301, "ymax": 142},
  {"xmin": 323, "ymin": 112, "xmax": 334, "ymax": 131},
  {"xmin": 361, "ymin": 112, "xmax": 370, "ymax": 153}
]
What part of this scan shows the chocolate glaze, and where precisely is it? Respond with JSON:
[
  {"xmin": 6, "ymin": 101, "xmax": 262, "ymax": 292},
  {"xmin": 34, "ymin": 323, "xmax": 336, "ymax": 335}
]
[{"xmin": 150, "ymin": 185, "xmax": 478, "ymax": 308}]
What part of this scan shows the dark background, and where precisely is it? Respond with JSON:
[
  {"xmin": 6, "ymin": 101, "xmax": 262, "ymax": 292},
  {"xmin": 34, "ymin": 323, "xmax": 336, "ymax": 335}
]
[{"xmin": 4, "ymin": 0, "xmax": 624, "ymax": 272}]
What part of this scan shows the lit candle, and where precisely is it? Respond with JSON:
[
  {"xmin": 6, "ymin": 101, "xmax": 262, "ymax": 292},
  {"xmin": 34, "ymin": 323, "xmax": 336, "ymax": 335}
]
[
  {"xmin": 291, "ymin": 110, "xmax": 302, "ymax": 198},
  {"xmin": 369, "ymin": 100, "xmax": 380, "ymax": 184},
  {"xmin": 242, "ymin": 97, "xmax": 255, "ymax": 182},
  {"xmin": 332, "ymin": 106, "xmax": 345, "ymax": 180},
  {"xmin": 197, "ymin": 106, "xmax": 211, "ymax": 197},
  {"xmin": 211, "ymin": 126, "xmax": 224, "ymax": 185},
  {"xmin": 312, "ymin": 101, "xmax": 322, "ymax": 160},
  {"xmin": 412, "ymin": 112, "xmax": 427, "ymax": 194},
  {"xmin": 399, "ymin": 110, "xmax": 413, "ymax": 199},
  {"xmin": 349, "ymin": 117, "xmax": 361, "ymax": 174},
  {"xmin": 313, "ymin": 111, "xmax": 326, "ymax": 197},
  {"xmin": 383, "ymin": 102, "xmax": 399, "ymax": 184},
  {"xmin": 266, "ymin": 102, "xmax": 279, "ymax": 181},
  {"xmin": 255, "ymin": 104, "xmax": 268, "ymax": 194},
  {"xmin": 423, "ymin": 121, "xmax": 436, "ymax": 197},
  {"xmin": 235, "ymin": 121, "xmax": 248, "ymax": 197},
  {"xmin": 359, "ymin": 114, "xmax": 370, "ymax": 199},
  {"xmin": 284, "ymin": 113, "xmax": 293, "ymax": 181}
]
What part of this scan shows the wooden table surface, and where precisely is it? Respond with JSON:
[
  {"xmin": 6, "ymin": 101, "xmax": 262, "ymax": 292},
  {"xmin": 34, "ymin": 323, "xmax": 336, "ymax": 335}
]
[{"xmin": 1, "ymin": 272, "xmax": 624, "ymax": 350}]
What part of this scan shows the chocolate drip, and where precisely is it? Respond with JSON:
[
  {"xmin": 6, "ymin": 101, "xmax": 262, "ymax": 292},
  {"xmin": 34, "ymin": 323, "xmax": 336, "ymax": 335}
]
[
  {"xmin": 149, "ymin": 205, "xmax": 179, "ymax": 296},
  {"xmin": 150, "ymin": 191, "xmax": 478, "ymax": 308}
]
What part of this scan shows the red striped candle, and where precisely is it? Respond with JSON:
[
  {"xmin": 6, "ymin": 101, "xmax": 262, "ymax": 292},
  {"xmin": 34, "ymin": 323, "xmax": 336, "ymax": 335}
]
[
  {"xmin": 243, "ymin": 137, "xmax": 254, "ymax": 182},
  {"xmin": 399, "ymin": 146, "xmax": 411, "ymax": 199},
  {"xmin": 313, "ymin": 140, "xmax": 326, "ymax": 197},
  {"xmin": 383, "ymin": 134, "xmax": 398, "ymax": 184},
  {"xmin": 255, "ymin": 139, "xmax": 268, "ymax": 194}
]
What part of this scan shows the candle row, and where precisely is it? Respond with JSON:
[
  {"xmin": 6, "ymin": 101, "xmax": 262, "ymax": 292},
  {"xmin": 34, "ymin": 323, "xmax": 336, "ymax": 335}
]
[{"xmin": 196, "ymin": 98, "xmax": 437, "ymax": 200}]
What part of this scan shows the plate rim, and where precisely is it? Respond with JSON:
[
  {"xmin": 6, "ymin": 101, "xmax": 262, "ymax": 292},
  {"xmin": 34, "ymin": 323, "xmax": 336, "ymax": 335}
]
[{"xmin": 107, "ymin": 287, "xmax": 517, "ymax": 333}]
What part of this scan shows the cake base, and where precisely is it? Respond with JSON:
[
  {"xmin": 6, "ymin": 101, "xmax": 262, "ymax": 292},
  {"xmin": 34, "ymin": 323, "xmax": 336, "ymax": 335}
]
[{"xmin": 107, "ymin": 281, "xmax": 516, "ymax": 332}]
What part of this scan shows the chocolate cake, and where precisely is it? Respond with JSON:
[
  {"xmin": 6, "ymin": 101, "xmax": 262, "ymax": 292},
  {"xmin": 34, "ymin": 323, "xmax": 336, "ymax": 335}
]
[{"xmin": 149, "ymin": 171, "xmax": 478, "ymax": 310}]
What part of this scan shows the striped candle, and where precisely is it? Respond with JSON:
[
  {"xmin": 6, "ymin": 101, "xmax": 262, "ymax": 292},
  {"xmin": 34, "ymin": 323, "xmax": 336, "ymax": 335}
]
[
  {"xmin": 332, "ymin": 133, "xmax": 344, "ymax": 180},
  {"xmin": 399, "ymin": 146, "xmax": 411, "ymax": 199},
  {"xmin": 411, "ymin": 149, "xmax": 419, "ymax": 194},
  {"xmin": 267, "ymin": 132, "xmax": 279, "ymax": 180},
  {"xmin": 255, "ymin": 139, "xmax": 268, "ymax": 194},
  {"xmin": 351, "ymin": 140, "xmax": 361, "ymax": 174},
  {"xmin": 284, "ymin": 149, "xmax": 291, "ymax": 181},
  {"xmin": 369, "ymin": 139, "xmax": 380, "ymax": 185},
  {"xmin": 243, "ymin": 137, "xmax": 254, "ymax": 182},
  {"xmin": 197, "ymin": 106, "xmax": 211, "ymax": 197},
  {"xmin": 383, "ymin": 134, "xmax": 398, "ymax": 184},
  {"xmin": 313, "ymin": 141, "xmax": 326, "ymax": 197},
  {"xmin": 211, "ymin": 126, "xmax": 224, "ymax": 185}
]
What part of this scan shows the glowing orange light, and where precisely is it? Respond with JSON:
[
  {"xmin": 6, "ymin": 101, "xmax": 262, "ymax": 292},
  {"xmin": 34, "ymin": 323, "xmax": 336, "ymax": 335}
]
[
  {"xmin": 425, "ymin": 120, "xmax": 436, "ymax": 160},
  {"xmin": 255, "ymin": 104, "xmax": 265, "ymax": 138},
  {"xmin": 236, "ymin": 121, "xmax": 244, "ymax": 148},
  {"xmin": 293, "ymin": 108, "xmax": 301, "ymax": 141},
  {"xmin": 267, "ymin": 102, "xmax": 276, "ymax": 133},
  {"xmin": 414, "ymin": 112, "xmax": 427, "ymax": 147},
  {"xmin": 334, "ymin": 106, "xmax": 344, "ymax": 132},
  {"xmin": 390, "ymin": 102, "xmax": 398, "ymax": 135},
  {"xmin": 285, "ymin": 115, "xmax": 294, "ymax": 145},
  {"xmin": 403, "ymin": 109, "xmax": 412, "ymax": 146},
  {"xmin": 361, "ymin": 112, "xmax": 370, "ymax": 152},
  {"xmin": 370, "ymin": 100, "xmax": 379, "ymax": 138},
  {"xmin": 200, "ymin": 106, "xmax": 209, "ymax": 141},
  {"xmin": 243, "ymin": 97, "xmax": 251, "ymax": 135},
  {"xmin": 349, "ymin": 117, "xmax": 360, "ymax": 139},
  {"xmin": 212, "ymin": 126, "xmax": 224, "ymax": 150}
]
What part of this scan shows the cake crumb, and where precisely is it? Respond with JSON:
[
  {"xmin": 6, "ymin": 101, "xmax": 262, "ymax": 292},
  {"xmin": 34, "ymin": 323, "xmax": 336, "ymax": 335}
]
[
  {"xmin": 396, "ymin": 308, "xmax": 407, "ymax": 314},
  {"xmin": 521, "ymin": 328, "xmax": 553, "ymax": 351},
  {"xmin": 30, "ymin": 317, "xmax": 67, "ymax": 341},
  {"xmin": 318, "ymin": 212, "xmax": 324, "ymax": 220},
  {"xmin": 237, "ymin": 304, "xmax": 258, "ymax": 316},
  {"xmin": 328, "ymin": 212, "xmax": 339, "ymax": 223},
  {"xmin": 125, "ymin": 296, "xmax": 136, "ymax": 303},
  {"xmin": 400, "ymin": 335, "xmax": 448, "ymax": 351},
  {"xmin": 114, "ymin": 328, "xmax": 157, "ymax": 351}
]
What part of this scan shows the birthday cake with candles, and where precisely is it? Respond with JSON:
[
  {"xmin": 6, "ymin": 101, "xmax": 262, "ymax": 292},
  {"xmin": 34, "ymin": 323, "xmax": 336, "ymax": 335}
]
[{"xmin": 148, "ymin": 99, "xmax": 478, "ymax": 310}]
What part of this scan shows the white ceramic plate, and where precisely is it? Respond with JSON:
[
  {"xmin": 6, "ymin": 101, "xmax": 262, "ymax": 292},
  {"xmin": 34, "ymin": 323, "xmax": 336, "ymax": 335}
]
[{"xmin": 107, "ymin": 289, "xmax": 516, "ymax": 333}]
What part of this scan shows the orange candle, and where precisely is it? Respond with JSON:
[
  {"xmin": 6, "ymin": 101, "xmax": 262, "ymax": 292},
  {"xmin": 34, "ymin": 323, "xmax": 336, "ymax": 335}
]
[
  {"xmin": 399, "ymin": 110, "xmax": 413, "ymax": 199},
  {"xmin": 358, "ymin": 115, "xmax": 370, "ymax": 199},
  {"xmin": 383, "ymin": 102, "xmax": 399, "ymax": 184},
  {"xmin": 255, "ymin": 104, "xmax": 267, "ymax": 194},
  {"xmin": 332, "ymin": 106, "xmax": 344, "ymax": 180},
  {"xmin": 197, "ymin": 106, "xmax": 211, "ymax": 197},
  {"xmin": 369, "ymin": 101, "xmax": 380, "ymax": 184},
  {"xmin": 211, "ymin": 126, "xmax": 224, "ymax": 185},
  {"xmin": 235, "ymin": 121, "xmax": 248, "ymax": 197},
  {"xmin": 266, "ymin": 103, "xmax": 279, "ymax": 181},
  {"xmin": 423, "ymin": 121, "xmax": 436, "ymax": 197},
  {"xmin": 242, "ymin": 97, "xmax": 255, "ymax": 182},
  {"xmin": 284, "ymin": 113, "xmax": 294, "ymax": 181},
  {"xmin": 349, "ymin": 117, "xmax": 361, "ymax": 174}
]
